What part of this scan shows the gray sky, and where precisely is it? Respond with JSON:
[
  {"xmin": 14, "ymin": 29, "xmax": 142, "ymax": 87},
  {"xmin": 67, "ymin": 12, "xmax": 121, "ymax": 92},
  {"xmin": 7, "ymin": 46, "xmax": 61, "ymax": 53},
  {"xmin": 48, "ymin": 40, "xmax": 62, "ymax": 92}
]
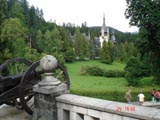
[{"xmin": 27, "ymin": 0, "xmax": 138, "ymax": 32}]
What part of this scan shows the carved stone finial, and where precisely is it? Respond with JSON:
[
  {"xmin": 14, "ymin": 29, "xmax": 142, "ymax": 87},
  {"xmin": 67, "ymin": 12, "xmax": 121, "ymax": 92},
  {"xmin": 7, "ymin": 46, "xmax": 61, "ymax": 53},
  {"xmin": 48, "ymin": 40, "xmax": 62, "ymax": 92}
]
[
  {"xmin": 38, "ymin": 55, "xmax": 61, "ymax": 86},
  {"xmin": 40, "ymin": 55, "xmax": 58, "ymax": 72}
]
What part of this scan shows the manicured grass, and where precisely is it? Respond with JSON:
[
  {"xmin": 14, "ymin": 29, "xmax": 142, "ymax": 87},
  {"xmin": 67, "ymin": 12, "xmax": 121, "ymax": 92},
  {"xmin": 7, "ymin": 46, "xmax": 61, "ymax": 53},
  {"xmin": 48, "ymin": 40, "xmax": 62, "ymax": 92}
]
[
  {"xmin": 65, "ymin": 60, "xmax": 159, "ymax": 102},
  {"xmin": 66, "ymin": 60, "xmax": 125, "ymax": 72},
  {"xmin": 65, "ymin": 60, "xmax": 126, "ymax": 91}
]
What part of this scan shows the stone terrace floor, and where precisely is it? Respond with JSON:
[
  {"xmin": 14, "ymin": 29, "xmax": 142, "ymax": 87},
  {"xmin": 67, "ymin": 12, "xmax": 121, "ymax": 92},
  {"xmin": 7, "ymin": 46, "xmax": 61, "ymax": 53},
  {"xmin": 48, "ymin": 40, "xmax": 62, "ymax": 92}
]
[{"xmin": 0, "ymin": 104, "xmax": 31, "ymax": 120}]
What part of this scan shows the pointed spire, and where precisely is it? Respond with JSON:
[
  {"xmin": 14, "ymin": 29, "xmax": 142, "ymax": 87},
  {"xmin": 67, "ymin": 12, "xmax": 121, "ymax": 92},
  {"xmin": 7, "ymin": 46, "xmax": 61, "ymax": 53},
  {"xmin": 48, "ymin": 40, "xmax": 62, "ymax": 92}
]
[{"xmin": 103, "ymin": 13, "xmax": 106, "ymax": 27}]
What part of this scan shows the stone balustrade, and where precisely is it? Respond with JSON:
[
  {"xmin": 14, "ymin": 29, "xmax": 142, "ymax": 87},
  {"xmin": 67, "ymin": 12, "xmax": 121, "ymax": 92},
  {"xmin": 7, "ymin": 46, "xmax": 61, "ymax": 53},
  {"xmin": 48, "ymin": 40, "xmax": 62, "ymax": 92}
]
[{"xmin": 56, "ymin": 94, "xmax": 160, "ymax": 120}]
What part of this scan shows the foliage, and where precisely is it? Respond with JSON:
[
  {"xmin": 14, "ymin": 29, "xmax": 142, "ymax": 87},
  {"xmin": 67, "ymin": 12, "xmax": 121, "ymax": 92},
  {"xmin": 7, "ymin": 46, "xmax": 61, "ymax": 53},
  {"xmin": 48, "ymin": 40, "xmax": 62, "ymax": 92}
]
[
  {"xmin": 0, "ymin": 0, "xmax": 7, "ymax": 63},
  {"xmin": 58, "ymin": 26, "xmax": 75, "ymax": 63},
  {"xmin": 1, "ymin": 18, "xmax": 28, "ymax": 59},
  {"xmin": 100, "ymin": 40, "xmax": 110, "ymax": 63},
  {"xmin": 24, "ymin": 47, "xmax": 44, "ymax": 62},
  {"xmin": 0, "ymin": 0, "xmax": 46, "ymax": 63},
  {"xmin": 86, "ymin": 66, "xmax": 104, "ymax": 76},
  {"xmin": 9, "ymin": 0, "xmax": 25, "ymax": 22},
  {"xmin": 107, "ymin": 41, "xmax": 114, "ymax": 63},
  {"xmin": 64, "ymin": 47, "xmax": 75, "ymax": 63},
  {"xmin": 101, "ymin": 41, "xmax": 114, "ymax": 64},
  {"xmin": 114, "ymin": 40, "xmax": 140, "ymax": 62},
  {"xmin": 43, "ymin": 26, "xmax": 65, "ymax": 63},
  {"xmin": 0, "ymin": 0, "xmax": 141, "ymax": 65},
  {"xmin": 88, "ymin": 32, "xmax": 101, "ymax": 60},
  {"xmin": 103, "ymin": 70, "xmax": 125, "ymax": 77},
  {"xmin": 74, "ymin": 28, "xmax": 90, "ymax": 60},
  {"xmin": 80, "ymin": 65, "xmax": 125, "ymax": 77},
  {"xmin": 125, "ymin": 0, "xmax": 160, "ymax": 83},
  {"xmin": 35, "ymin": 29, "xmax": 44, "ymax": 52},
  {"xmin": 0, "ymin": 0, "xmax": 7, "ymax": 26},
  {"xmin": 124, "ymin": 57, "xmax": 144, "ymax": 86}
]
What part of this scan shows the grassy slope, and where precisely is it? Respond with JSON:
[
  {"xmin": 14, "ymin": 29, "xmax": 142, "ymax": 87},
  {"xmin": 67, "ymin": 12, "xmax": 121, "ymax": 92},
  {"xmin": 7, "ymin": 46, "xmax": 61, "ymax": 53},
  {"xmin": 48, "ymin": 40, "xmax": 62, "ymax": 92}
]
[{"xmin": 65, "ymin": 60, "xmax": 158, "ymax": 102}]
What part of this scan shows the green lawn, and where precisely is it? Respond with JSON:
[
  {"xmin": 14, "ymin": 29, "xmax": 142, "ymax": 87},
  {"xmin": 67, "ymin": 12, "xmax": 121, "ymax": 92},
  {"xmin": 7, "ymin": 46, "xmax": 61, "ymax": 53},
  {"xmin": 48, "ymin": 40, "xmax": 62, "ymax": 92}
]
[{"xmin": 65, "ymin": 60, "xmax": 158, "ymax": 102}]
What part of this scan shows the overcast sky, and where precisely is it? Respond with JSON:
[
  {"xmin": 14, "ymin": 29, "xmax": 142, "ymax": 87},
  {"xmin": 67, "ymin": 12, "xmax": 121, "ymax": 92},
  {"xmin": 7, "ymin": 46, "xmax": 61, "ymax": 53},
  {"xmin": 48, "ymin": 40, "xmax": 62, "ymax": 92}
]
[{"xmin": 27, "ymin": 0, "xmax": 138, "ymax": 32}]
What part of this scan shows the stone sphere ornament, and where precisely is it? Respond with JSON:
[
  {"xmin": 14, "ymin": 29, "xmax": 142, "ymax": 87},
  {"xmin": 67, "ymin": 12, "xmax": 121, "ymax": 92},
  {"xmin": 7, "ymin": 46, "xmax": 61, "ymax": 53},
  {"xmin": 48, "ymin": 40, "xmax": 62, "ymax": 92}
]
[
  {"xmin": 38, "ymin": 55, "xmax": 61, "ymax": 86},
  {"xmin": 40, "ymin": 55, "xmax": 58, "ymax": 72}
]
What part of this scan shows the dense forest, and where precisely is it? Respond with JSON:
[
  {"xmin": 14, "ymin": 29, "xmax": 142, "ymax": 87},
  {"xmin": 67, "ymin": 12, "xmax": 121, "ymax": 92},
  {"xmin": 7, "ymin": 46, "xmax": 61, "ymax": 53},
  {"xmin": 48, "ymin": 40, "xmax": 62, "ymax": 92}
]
[
  {"xmin": 1, "ymin": 0, "xmax": 160, "ymax": 85},
  {"xmin": 0, "ymin": 0, "xmax": 139, "ymax": 64}
]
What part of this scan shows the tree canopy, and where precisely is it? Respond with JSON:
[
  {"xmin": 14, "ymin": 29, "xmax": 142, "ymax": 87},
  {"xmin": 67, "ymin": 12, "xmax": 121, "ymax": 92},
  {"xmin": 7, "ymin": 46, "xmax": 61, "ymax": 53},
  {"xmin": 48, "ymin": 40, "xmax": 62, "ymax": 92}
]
[
  {"xmin": 125, "ymin": 0, "xmax": 160, "ymax": 83},
  {"xmin": 0, "ymin": 0, "xmax": 140, "ymax": 64}
]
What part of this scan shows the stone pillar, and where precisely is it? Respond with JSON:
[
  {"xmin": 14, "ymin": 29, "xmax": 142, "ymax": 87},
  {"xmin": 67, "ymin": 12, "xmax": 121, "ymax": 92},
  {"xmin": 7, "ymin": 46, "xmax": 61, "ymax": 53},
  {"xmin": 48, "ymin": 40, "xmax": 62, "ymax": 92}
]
[{"xmin": 32, "ymin": 55, "xmax": 68, "ymax": 120}]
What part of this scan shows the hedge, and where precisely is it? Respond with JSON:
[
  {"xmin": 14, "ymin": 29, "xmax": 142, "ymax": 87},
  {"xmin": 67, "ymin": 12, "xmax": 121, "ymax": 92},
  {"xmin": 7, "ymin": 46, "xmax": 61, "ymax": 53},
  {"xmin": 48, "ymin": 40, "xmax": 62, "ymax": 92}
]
[{"xmin": 81, "ymin": 65, "xmax": 125, "ymax": 77}]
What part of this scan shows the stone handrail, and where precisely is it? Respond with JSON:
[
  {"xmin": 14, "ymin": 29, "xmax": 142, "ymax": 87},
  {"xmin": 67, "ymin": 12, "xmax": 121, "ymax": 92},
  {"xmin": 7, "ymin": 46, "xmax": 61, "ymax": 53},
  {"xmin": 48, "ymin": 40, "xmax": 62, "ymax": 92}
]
[{"xmin": 56, "ymin": 94, "xmax": 160, "ymax": 120}]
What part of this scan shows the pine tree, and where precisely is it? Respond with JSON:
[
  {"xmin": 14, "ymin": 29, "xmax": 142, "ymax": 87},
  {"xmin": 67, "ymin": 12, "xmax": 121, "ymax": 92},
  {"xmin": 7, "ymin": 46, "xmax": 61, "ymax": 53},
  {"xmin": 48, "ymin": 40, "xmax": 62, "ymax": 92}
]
[
  {"xmin": 101, "ymin": 40, "xmax": 114, "ymax": 64},
  {"xmin": 89, "ymin": 38, "xmax": 96, "ymax": 60},
  {"xmin": 101, "ymin": 40, "xmax": 110, "ymax": 63},
  {"xmin": 74, "ymin": 28, "xmax": 83, "ymax": 60},
  {"xmin": 9, "ymin": 0, "xmax": 25, "ymax": 22},
  {"xmin": 74, "ymin": 28, "xmax": 90, "ymax": 60},
  {"xmin": 35, "ymin": 29, "xmax": 44, "ymax": 52},
  {"xmin": 0, "ymin": 0, "xmax": 7, "ymax": 26},
  {"xmin": 1, "ymin": 18, "xmax": 29, "ymax": 59},
  {"xmin": 59, "ymin": 26, "xmax": 75, "ymax": 62},
  {"xmin": 108, "ymin": 41, "xmax": 114, "ymax": 63},
  {"xmin": 0, "ymin": 0, "xmax": 7, "ymax": 63},
  {"xmin": 21, "ymin": 0, "xmax": 30, "ymax": 26},
  {"xmin": 43, "ymin": 27, "xmax": 64, "ymax": 63},
  {"xmin": 125, "ymin": 0, "xmax": 160, "ymax": 83}
]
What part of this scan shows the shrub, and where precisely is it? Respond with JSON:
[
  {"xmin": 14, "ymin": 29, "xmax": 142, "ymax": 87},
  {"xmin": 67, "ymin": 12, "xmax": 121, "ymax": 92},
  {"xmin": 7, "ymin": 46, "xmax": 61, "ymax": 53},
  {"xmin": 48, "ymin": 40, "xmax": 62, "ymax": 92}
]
[
  {"xmin": 100, "ymin": 41, "xmax": 114, "ymax": 64},
  {"xmin": 80, "ymin": 65, "xmax": 89, "ymax": 75},
  {"xmin": 125, "ymin": 72, "xmax": 141, "ymax": 86},
  {"xmin": 103, "ymin": 70, "xmax": 125, "ymax": 77},
  {"xmin": 80, "ymin": 65, "xmax": 125, "ymax": 77},
  {"xmin": 87, "ymin": 66, "xmax": 104, "ymax": 76},
  {"xmin": 115, "ymin": 70, "xmax": 126, "ymax": 77},
  {"xmin": 124, "ymin": 57, "xmax": 143, "ymax": 86},
  {"xmin": 103, "ymin": 70, "xmax": 114, "ymax": 77}
]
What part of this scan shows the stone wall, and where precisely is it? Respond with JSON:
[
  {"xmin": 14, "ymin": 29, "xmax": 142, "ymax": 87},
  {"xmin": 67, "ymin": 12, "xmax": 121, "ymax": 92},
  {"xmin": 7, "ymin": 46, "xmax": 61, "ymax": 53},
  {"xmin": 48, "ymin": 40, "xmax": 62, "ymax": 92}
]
[{"xmin": 56, "ymin": 94, "xmax": 160, "ymax": 120}]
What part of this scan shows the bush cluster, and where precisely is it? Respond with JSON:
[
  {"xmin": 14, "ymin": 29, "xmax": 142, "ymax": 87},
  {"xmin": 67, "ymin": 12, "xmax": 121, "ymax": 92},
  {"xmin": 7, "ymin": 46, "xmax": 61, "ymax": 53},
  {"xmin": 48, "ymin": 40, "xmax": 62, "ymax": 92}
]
[
  {"xmin": 103, "ymin": 70, "xmax": 125, "ymax": 77},
  {"xmin": 87, "ymin": 66, "xmax": 104, "ymax": 76},
  {"xmin": 80, "ymin": 65, "xmax": 125, "ymax": 77}
]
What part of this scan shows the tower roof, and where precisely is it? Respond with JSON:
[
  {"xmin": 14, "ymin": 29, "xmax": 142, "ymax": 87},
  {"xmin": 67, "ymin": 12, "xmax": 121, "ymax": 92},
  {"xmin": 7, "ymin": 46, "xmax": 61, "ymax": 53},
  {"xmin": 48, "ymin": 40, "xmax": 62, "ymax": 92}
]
[
  {"xmin": 102, "ymin": 14, "xmax": 106, "ymax": 27},
  {"xmin": 101, "ymin": 14, "xmax": 108, "ymax": 33}
]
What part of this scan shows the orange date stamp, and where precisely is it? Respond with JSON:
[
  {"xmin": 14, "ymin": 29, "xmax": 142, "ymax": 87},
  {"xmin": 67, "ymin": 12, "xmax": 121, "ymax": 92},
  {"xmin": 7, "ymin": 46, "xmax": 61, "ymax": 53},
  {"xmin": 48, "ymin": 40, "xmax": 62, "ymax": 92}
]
[{"xmin": 116, "ymin": 106, "xmax": 136, "ymax": 112}]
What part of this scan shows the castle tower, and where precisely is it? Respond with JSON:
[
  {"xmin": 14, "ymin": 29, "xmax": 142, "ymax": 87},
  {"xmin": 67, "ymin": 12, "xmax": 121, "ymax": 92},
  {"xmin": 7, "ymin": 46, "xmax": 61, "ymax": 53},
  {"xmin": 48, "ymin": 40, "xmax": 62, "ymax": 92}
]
[{"xmin": 99, "ymin": 14, "xmax": 109, "ymax": 47}]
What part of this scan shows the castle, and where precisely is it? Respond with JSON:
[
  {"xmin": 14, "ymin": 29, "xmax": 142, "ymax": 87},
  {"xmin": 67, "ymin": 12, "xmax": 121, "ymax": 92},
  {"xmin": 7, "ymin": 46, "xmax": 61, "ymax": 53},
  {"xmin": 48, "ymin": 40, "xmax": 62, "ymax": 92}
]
[{"xmin": 69, "ymin": 14, "xmax": 116, "ymax": 48}]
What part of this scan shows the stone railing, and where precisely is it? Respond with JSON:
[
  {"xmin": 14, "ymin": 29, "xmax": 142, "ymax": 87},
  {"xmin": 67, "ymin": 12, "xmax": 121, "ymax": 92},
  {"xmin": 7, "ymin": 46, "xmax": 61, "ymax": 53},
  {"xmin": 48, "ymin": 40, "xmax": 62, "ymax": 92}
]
[{"xmin": 56, "ymin": 94, "xmax": 160, "ymax": 120}]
